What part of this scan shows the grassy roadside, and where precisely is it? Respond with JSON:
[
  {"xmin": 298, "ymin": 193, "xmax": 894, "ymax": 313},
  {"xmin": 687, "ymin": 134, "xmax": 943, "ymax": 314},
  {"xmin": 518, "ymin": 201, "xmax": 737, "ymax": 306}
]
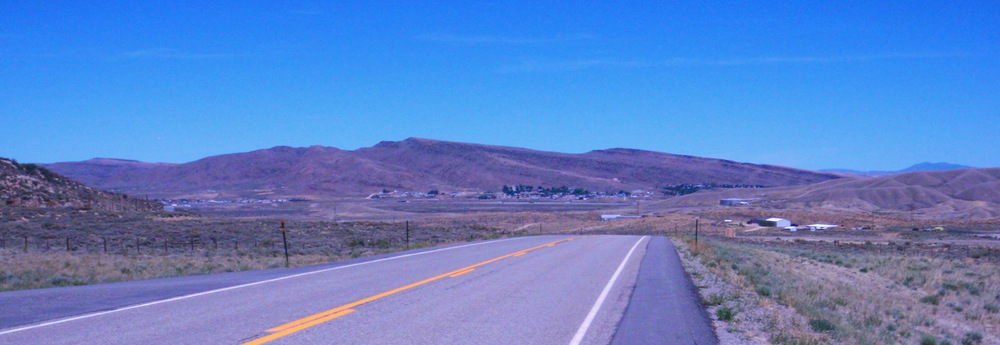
[
  {"xmin": 0, "ymin": 207, "xmax": 513, "ymax": 291},
  {"xmin": 0, "ymin": 250, "xmax": 338, "ymax": 290},
  {"xmin": 674, "ymin": 236, "xmax": 999, "ymax": 345},
  {"xmin": 674, "ymin": 238, "xmax": 824, "ymax": 344}
]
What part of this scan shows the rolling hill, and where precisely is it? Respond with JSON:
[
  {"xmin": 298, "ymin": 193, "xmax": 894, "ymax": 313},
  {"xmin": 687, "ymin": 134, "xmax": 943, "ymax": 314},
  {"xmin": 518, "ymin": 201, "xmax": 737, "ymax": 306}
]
[
  {"xmin": 44, "ymin": 138, "xmax": 840, "ymax": 199},
  {"xmin": 663, "ymin": 168, "xmax": 1000, "ymax": 219}
]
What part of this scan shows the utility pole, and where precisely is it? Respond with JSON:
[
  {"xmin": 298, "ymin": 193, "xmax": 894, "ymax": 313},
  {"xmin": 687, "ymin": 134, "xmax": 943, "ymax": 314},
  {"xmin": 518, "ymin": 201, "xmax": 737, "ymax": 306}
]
[
  {"xmin": 280, "ymin": 219, "xmax": 289, "ymax": 268},
  {"xmin": 405, "ymin": 221, "xmax": 410, "ymax": 250}
]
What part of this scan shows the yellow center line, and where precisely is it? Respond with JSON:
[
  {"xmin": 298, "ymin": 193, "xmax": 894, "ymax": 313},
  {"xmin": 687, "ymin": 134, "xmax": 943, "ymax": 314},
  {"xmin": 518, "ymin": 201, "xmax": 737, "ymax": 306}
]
[
  {"xmin": 246, "ymin": 237, "xmax": 578, "ymax": 344},
  {"xmin": 448, "ymin": 268, "xmax": 475, "ymax": 277},
  {"xmin": 246, "ymin": 309, "xmax": 355, "ymax": 345}
]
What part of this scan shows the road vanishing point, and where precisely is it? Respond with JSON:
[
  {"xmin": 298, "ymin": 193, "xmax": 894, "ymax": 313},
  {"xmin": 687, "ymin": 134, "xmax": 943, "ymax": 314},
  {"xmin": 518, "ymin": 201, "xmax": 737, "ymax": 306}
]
[{"xmin": 0, "ymin": 235, "xmax": 716, "ymax": 344}]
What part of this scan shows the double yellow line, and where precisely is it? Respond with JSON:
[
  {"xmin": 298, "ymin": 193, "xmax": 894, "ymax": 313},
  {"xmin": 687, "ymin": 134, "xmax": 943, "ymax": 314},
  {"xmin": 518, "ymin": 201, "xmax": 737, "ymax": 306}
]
[{"xmin": 243, "ymin": 237, "xmax": 579, "ymax": 345}]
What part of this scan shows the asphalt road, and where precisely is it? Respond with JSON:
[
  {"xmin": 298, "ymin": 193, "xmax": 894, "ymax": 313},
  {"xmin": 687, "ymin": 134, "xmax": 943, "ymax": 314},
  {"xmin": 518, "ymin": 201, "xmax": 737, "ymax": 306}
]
[{"xmin": 0, "ymin": 235, "xmax": 716, "ymax": 344}]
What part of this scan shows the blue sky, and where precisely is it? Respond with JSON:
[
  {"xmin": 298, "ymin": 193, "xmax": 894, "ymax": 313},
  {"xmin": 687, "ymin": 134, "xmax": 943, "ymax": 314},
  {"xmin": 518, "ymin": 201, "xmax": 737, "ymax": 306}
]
[{"xmin": 2, "ymin": 1, "xmax": 997, "ymax": 171}]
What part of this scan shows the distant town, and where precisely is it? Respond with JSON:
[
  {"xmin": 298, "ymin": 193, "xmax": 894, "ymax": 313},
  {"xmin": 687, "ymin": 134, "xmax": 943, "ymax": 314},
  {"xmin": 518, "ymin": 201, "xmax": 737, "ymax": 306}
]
[{"xmin": 367, "ymin": 185, "xmax": 657, "ymax": 201}]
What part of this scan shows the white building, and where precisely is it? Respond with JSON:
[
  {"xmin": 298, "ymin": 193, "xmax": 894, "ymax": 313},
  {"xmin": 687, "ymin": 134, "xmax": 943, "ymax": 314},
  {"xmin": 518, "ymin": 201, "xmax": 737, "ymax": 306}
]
[
  {"xmin": 601, "ymin": 214, "xmax": 641, "ymax": 221},
  {"xmin": 766, "ymin": 217, "xmax": 792, "ymax": 228},
  {"xmin": 806, "ymin": 224, "xmax": 838, "ymax": 231}
]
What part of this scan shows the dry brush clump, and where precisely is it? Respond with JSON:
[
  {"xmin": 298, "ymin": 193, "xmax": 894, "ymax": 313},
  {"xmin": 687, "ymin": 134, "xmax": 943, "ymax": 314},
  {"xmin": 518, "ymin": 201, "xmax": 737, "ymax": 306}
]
[{"xmin": 677, "ymin": 236, "xmax": 1000, "ymax": 345}]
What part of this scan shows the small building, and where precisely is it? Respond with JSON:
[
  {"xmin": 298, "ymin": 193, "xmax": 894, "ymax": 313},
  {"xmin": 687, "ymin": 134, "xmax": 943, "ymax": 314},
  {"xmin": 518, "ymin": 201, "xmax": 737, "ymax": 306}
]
[
  {"xmin": 601, "ymin": 214, "xmax": 641, "ymax": 221},
  {"xmin": 720, "ymin": 198, "xmax": 750, "ymax": 206},
  {"xmin": 806, "ymin": 224, "xmax": 838, "ymax": 231},
  {"xmin": 784, "ymin": 226, "xmax": 798, "ymax": 232},
  {"xmin": 765, "ymin": 217, "xmax": 792, "ymax": 228}
]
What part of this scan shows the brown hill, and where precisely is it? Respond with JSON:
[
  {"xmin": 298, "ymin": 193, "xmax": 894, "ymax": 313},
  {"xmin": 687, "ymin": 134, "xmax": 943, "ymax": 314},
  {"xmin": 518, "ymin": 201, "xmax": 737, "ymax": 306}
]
[
  {"xmin": 0, "ymin": 157, "xmax": 159, "ymax": 212},
  {"xmin": 662, "ymin": 168, "xmax": 1000, "ymax": 219},
  {"xmin": 45, "ymin": 158, "xmax": 178, "ymax": 188},
  {"xmin": 45, "ymin": 138, "xmax": 840, "ymax": 199}
]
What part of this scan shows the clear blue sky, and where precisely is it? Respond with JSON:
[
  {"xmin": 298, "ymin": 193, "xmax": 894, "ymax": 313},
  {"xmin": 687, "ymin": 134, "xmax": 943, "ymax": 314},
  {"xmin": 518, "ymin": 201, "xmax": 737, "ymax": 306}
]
[{"xmin": 2, "ymin": 1, "xmax": 998, "ymax": 171}]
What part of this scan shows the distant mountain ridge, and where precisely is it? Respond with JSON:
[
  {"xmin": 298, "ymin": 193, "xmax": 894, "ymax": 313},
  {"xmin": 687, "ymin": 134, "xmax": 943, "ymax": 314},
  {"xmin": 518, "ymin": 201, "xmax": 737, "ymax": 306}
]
[
  {"xmin": 822, "ymin": 162, "xmax": 975, "ymax": 176},
  {"xmin": 44, "ymin": 138, "xmax": 840, "ymax": 199}
]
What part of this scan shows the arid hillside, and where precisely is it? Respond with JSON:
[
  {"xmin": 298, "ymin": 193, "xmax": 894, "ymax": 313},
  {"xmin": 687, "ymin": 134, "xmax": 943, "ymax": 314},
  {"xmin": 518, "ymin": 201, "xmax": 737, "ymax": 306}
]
[
  {"xmin": 45, "ymin": 158, "xmax": 178, "ymax": 188},
  {"xmin": 45, "ymin": 138, "xmax": 839, "ymax": 199},
  {"xmin": 0, "ymin": 157, "xmax": 159, "ymax": 212},
  {"xmin": 662, "ymin": 168, "xmax": 1000, "ymax": 219}
]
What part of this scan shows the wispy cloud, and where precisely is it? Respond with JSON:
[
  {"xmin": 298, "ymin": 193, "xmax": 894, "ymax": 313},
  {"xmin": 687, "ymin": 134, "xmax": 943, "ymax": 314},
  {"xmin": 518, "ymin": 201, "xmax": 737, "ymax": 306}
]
[
  {"xmin": 500, "ymin": 52, "xmax": 961, "ymax": 72},
  {"xmin": 119, "ymin": 48, "xmax": 236, "ymax": 60},
  {"xmin": 419, "ymin": 33, "xmax": 595, "ymax": 45}
]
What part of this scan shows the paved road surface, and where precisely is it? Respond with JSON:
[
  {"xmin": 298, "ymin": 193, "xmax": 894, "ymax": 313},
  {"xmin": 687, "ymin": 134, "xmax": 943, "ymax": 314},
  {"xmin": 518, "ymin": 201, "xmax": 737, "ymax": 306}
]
[{"xmin": 0, "ymin": 235, "xmax": 716, "ymax": 344}]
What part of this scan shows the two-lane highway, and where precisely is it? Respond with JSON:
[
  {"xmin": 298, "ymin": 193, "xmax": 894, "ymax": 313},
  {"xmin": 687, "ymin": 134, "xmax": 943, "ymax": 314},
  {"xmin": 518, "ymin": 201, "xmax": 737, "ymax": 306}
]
[{"xmin": 0, "ymin": 235, "xmax": 716, "ymax": 344}]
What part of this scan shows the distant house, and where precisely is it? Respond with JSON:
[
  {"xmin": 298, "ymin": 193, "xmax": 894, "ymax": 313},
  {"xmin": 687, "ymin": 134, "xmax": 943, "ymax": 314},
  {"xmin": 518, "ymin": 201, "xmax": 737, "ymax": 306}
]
[
  {"xmin": 806, "ymin": 224, "xmax": 838, "ymax": 231},
  {"xmin": 601, "ymin": 214, "xmax": 621, "ymax": 221},
  {"xmin": 720, "ymin": 198, "xmax": 750, "ymax": 206},
  {"xmin": 601, "ymin": 214, "xmax": 641, "ymax": 221},
  {"xmin": 765, "ymin": 217, "xmax": 792, "ymax": 227}
]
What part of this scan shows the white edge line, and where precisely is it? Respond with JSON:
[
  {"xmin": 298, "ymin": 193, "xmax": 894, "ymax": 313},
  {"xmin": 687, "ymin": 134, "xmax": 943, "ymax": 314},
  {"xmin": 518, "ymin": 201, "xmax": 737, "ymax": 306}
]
[
  {"xmin": 0, "ymin": 236, "xmax": 537, "ymax": 336},
  {"xmin": 569, "ymin": 236, "xmax": 647, "ymax": 345}
]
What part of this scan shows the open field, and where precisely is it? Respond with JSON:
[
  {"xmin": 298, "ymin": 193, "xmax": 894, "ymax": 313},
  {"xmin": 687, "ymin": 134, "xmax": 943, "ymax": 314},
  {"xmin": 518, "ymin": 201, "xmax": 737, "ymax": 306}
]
[{"xmin": 0, "ymin": 206, "xmax": 519, "ymax": 291}]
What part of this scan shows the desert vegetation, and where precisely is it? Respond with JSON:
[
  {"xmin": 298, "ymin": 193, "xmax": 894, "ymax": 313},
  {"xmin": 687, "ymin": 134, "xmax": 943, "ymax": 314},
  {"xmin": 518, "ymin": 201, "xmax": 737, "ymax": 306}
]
[{"xmin": 676, "ymin": 235, "xmax": 1000, "ymax": 344}]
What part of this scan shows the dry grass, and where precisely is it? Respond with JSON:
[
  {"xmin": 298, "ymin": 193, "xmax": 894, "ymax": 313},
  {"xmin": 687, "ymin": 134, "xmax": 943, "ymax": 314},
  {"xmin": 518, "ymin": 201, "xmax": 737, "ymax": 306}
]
[
  {"xmin": 674, "ymin": 239, "xmax": 824, "ymax": 345},
  {"xmin": 0, "ymin": 250, "xmax": 338, "ymax": 291},
  {"xmin": 679, "ymin": 236, "xmax": 1000, "ymax": 345},
  {"xmin": 0, "ymin": 207, "xmax": 514, "ymax": 291}
]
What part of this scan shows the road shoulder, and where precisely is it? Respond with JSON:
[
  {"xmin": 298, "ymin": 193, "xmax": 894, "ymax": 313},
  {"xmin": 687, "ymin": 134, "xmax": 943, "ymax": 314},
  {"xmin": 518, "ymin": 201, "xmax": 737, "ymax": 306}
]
[{"xmin": 610, "ymin": 236, "xmax": 718, "ymax": 345}]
